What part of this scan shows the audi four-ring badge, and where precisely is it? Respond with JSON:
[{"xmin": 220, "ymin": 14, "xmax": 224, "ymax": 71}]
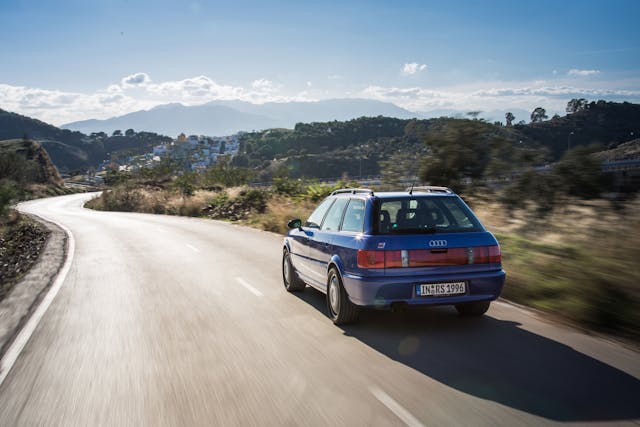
[{"xmin": 282, "ymin": 187, "xmax": 505, "ymax": 325}]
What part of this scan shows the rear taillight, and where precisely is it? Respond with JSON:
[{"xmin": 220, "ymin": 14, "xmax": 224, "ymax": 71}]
[
  {"xmin": 357, "ymin": 250, "xmax": 385, "ymax": 268},
  {"xmin": 357, "ymin": 245, "xmax": 501, "ymax": 268},
  {"xmin": 489, "ymin": 245, "xmax": 502, "ymax": 263}
]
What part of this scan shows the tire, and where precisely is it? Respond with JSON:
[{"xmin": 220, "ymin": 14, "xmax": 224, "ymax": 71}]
[
  {"xmin": 326, "ymin": 268, "xmax": 359, "ymax": 325},
  {"xmin": 282, "ymin": 249, "xmax": 305, "ymax": 292},
  {"xmin": 455, "ymin": 301, "xmax": 491, "ymax": 316}
]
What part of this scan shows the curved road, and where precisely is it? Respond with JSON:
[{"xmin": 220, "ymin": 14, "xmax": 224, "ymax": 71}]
[{"xmin": 2, "ymin": 193, "xmax": 639, "ymax": 426}]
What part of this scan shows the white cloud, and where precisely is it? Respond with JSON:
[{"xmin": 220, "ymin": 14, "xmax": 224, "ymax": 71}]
[
  {"xmin": 251, "ymin": 78, "xmax": 278, "ymax": 92},
  {"xmin": 0, "ymin": 73, "xmax": 314, "ymax": 125},
  {"xmin": 567, "ymin": 69, "xmax": 601, "ymax": 77},
  {"xmin": 361, "ymin": 81, "xmax": 640, "ymax": 114},
  {"xmin": 402, "ymin": 63, "xmax": 427, "ymax": 75},
  {"xmin": 121, "ymin": 72, "xmax": 151, "ymax": 87}
]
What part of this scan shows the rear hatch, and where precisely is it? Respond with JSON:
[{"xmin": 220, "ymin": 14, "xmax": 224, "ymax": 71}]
[{"xmin": 356, "ymin": 194, "xmax": 502, "ymax": 276}]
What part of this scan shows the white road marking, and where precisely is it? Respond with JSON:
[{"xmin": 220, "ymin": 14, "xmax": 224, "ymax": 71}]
[
  {"xmin": 185, "ymin": 244, "xmax": 200, "ymax": 253},
  {"xmin": 235, "ymin": 277, "xmax": 264, "ymax": 297},
  {"xmin": 0, "ymin": 219, "xmax": 75, "ymax": 387},
  {"xmin": 370, "ymin": 387, "xmax": 425, "ymax": 427}
]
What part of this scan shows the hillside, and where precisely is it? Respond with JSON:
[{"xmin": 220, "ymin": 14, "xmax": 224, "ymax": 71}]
[
  {"xmin": 0, "ymin": 108, "xmax": 100, "ymax": 171},
  {"xmin": 0, "ymin": 109, "xmax": 171, "ymax": 172},
  {"xmin": 514, "ymin": 101, "xmax": 640, "ymax": 159},
  {"xmin": 0, "ymin": 139, "xmax": 63, "ymax": 187},
  {"xmin": 593, "ymin": 139, "xmax": 640, "ymax": 161},
  {"xmin": 62, "ymin": 98, "xmax": 418, "ymax": 136},
  {"xmin": 236, "ymin": 101, "xmax": 640, "ymax": 180}
]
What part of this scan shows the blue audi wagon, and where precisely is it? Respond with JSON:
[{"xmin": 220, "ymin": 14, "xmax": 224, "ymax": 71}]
[{"xmin": 282, "ymin": 187, "xmax": 506, "ymax": 324}]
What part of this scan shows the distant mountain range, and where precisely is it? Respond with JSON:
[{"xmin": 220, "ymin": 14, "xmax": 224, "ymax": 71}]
[{"xmin": 62, "ymin": 99, "xmax": 420, "ymax": 136}]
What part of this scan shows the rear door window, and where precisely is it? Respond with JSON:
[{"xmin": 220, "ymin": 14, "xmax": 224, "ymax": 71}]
[
  {"xmin": 321, "ymin": 198, "xmax": 349, "ymax": 231},
  {"xmin": 341, "ymin": 199, "xmax": 365, "ymax": 233}
]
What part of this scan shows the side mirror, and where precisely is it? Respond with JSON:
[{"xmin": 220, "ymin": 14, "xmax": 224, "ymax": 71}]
[{"xmin": 287, "ymin": 218, "xmax": 302, "ymax": 229}]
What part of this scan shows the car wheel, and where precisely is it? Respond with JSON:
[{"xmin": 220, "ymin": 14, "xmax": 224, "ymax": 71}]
[
  {"xmin": 327, "ymin": 268, "xmax": 359, "ymax": 324},
  {"xmin": 283, "ymin": 249, "xmax": 305, "ymax": 292},
  {"xmin": 455, "ymin": 301, "xmax": 491, "ymax": 316}
]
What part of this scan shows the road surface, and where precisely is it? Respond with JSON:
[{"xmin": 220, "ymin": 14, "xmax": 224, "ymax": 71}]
[{"xmin": 2, "ymin": 193, "xmax": 639, "ymax": 426}]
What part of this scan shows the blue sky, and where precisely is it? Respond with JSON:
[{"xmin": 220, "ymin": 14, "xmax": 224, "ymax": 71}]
[{"xmin": 1, "ymin": 0, "xmax": 639, "ymax": 124}]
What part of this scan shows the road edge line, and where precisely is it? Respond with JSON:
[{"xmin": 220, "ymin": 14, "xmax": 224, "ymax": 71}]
[{"xmin": 0, "ymin": 217, "xmax": 75, "ymax": 387}]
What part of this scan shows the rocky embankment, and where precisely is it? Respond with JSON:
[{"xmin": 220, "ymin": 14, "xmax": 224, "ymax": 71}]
[{"xmin": 0, "ymin": 217, "xmax": 50, "ymax": 301}]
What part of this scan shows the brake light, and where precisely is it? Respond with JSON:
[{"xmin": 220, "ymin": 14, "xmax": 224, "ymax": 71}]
[
  {"xmin": 358, "ymin": 246, "xmax": 501, "ymax": 268},
  {"xmin": 357, "ymin": 250, "xmax": 385, "ymax": 268},
  {"xmin": 489, "ymin": 245, "xmax": 502, "ymax": 263}
]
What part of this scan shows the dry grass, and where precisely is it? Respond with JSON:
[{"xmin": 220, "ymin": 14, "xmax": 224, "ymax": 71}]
[
  {"xmin": 86, "ymin": 187, "xmax": 218, "ymax": 217},
  {"xmin": 248, "ymin": 195, "xmax": 315, "ymax": 234},
  {"xmin": 471, "ymin": 196, "xmax": 640, "ymax": 339}
]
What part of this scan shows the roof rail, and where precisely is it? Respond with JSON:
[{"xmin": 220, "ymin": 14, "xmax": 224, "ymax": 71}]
[
  {"xmin": 406, "ymin": 186, "xmax": 454, "ymax": 194},
  {"xmin": 330, "ymin": 188, "xmax": 375, "ymax": 196}
]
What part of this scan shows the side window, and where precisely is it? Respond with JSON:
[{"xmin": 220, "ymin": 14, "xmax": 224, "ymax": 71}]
[
  {"xmin": 321, "ymin": 198, "xmax": 349, "ymax": 231},
  {"xmin": 341, "ymin": 199, "xmax": 365, "ymax": 232},
  {"xmin": 306, "ymin": 197, "xmax": 334, "ymax": 228}
]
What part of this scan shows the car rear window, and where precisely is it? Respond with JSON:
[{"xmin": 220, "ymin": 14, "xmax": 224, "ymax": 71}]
[{"xmin": 376, "ymin": 196, "xmax": 483, "ymax": 234}]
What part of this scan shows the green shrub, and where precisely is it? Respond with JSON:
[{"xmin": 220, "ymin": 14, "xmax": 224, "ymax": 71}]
[
  {"xmin": 0, "ymin": 181, "xmax": 18, "ymax": 220},
  {"xmin": 204, "ymin": 189, "xmax": 269, "ymax": 220}
]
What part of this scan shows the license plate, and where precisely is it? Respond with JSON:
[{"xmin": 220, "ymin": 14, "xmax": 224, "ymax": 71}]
[{"xmin": 416, "ymin": 282, "xmax": 466, "ymax": 297}]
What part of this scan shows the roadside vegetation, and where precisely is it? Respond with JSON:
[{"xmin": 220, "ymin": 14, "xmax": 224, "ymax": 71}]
[{"xmin": 0, "ymin": 138, "xmax": 68, "ymax": 301}]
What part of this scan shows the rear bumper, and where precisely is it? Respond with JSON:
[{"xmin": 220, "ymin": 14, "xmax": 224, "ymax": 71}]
[{"xmin": 341, "ymin": 269, "xmax": 506, "ymax": 308}]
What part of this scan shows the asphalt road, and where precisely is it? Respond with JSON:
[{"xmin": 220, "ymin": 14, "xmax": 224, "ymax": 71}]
[{"xmin": 2, "ymin": 192, "xmax": 639, "ymax": 426}]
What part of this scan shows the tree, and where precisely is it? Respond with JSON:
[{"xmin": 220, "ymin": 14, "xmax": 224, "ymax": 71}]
[
  {"xmin": 125, "ymin": 128, "xmax": 135, "ymax": 137},
  {"xmin": 0, "ymin": 182, "xmax": 18, "ymax": 220},
  {"xmin": 566, "ymin": 98, "xmax": 588, "ymax": 114},
  {"xmin": 90, "ymin": 132, "xmax": 107, "ymax": 140},
  {"xmin": 530, "ymin": 107, "xmax": 548, "ymax": 123},
  {"xmin": 466, "ymin": 111, "xmax": 481, "ymax": 120},
  {"xmin": 505, "ymin": 112, "xmax": 515, "ymax": 126},
  {"xmin": 417, "ymin": 119, "xmax": 513, "ymax": 190},
  {"xmin": 174, "ymin": 172, "xmax": 196, "ymax": 197},
  {"xmin": 552, "ymin": 113, "xmax": 561, "ymax": 120},
  {"xmin": 112, "ymin": 129, "xmax": 122, "ymax": 137},
  {"xmin": 553, "ymin": 145, "xmax": 612, "ymax": 199}
]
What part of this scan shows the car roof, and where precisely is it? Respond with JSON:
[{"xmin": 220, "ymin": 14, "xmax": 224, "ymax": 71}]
[{"xmin": 330, "ymin": 187, "xmax": 458, "ymax": 199}]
